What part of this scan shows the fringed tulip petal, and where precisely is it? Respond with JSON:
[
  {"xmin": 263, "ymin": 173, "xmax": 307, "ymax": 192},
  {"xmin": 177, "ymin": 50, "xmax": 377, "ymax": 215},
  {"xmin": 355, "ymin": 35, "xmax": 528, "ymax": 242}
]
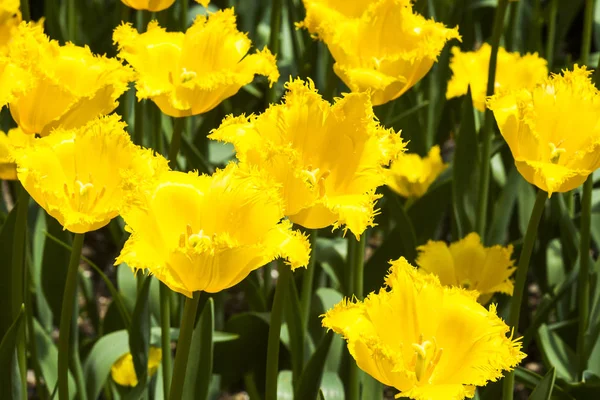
[
  {"xmin": 387, "ymin": 145, "xmax": 448, "ymax": 199},
  {"xmin": 111, "ymin": 347, "xmax": 162, "ymax": 387},
  {"xmin": 0, "ymin": 127, "xmax": 35, "ymax": 180},
  {"xmin": 322, "ymin": 258, "xmax": 525, "ymax": 399},
  {"xmin": 120, "ymin": 0, "xmax": 175, "ymax": 12}
]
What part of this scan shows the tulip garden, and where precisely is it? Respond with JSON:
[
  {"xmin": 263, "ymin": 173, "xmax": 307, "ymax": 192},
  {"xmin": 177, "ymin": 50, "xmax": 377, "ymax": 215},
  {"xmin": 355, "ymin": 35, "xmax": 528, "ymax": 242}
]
[{"xmin": 1, "ymin": 0, "xmax": 600, "ymax": 399}]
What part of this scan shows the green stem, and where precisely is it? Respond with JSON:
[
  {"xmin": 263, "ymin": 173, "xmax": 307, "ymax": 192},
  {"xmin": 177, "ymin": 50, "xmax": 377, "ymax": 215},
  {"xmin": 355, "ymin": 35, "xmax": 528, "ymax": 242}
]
[
  {"xmin": 346, "ymin": 234, "xmax": 366, "ymax": 400},
  {"xmin": 25, "ymin": 254, "xmax": 47, "ymax": 400},
  {"xmin": 58, "ymin": 233, "xmax": 85, "ymax": 400},
  {"xmin": 70, "ymin": 302, "xmax": 87, "ymax": 400},
  {"xmin": 545, "ymin": 0, "xmax": 558, "ymax": 71},
  {"xmin": 581, "ymin": 0, "xmax": 594, "ymax": 66},
  {"xmin": 12, "ymin": 187, "xmax": 27, "ymax": 400},
  {"xmin": 502, "ymin": 190, "xmax": 547, "ymax": 400},
  {"xmin": 181, "ymin": 0, "xmax": 188, "ymax": 28},
  {"xmin": 475, "ymin": 0, "xmax": 510, "ymax": 237},
  {"xmin": 154, "ymin": 106, "xmax": 164, "ymax": 155},
  {"xmin": 169, "ymin": 292, "xmax": 201, "ymax": 400},
  {"xmin": 265, "ymin": 261, "xmax": 291, "ymax": 400},
  {"xmin": 67, "ymin": 0, "xmax": 76, "ymax": 43},
  {"xmin": 577, "ymin": 176, "xmax": 593, "ymax": 380},
  {"xmin": 267, "ymin": 0, "xmax": 282, "ymax": 104},
  {"xmin": 20, "ymin": 0, "xmax": 31, "ymax": 21},
  {"xmin": 134, "ymin": 100, "xmax": 145, "ymax": 146},
  {"xmin": 504, "ymin": 0, "xmax": 518, "ymax": 51},
  {"xmin": 300, "ymin": 230, "xmax": 317, "ymax": 331},
  {"xmin": 168, "ymin": 118, "xmax": 185, "ymax": 169},
  {"xmin": 160, "ymin": 283, "xmax": 173, "ymax": 398}
]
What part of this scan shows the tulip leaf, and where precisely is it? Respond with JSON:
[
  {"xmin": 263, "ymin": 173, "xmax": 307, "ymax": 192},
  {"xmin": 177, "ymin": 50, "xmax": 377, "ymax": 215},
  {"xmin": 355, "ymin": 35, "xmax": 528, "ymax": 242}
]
[
  {"xmin": 0, "ymin": 306, "xmax": 24, "ymax": 399},
  {"xmin": 32, "ymin": 208, "xmax": 53, "ymax": 332},
  {"xmin": 128, "ymin": 275, "xmax": 152, "ymax": 393},
  {"xmin": 320, "ymin": 372, "xmax": 345, "ymax": 400},
  {"xmin": 452, "ymin": 88, "xmax": 478, "ymax": 238},
  {"xmin": 41, "ymin": 214, "xmax": 72, "ymax": 325},
  {"xmin": 315, "ymin": 238, "xmax": 345, "ymax": 290},
  {"xmin": 277, "ymin": 370, "xmax": 294, "ymax": 400},
  {"xmin": 295, "ymin": 331, "xmax": 334, "ymax": 400},
  {"xmin": 183, "ymin": 298, "xmax": 214, "ymax": 400},
  {"xmin": 0, "ymin": 205, "xmax": 18, "ymax": 339},
  {"xmin": 487, "ymin": 167, "xmax": 520, "ymax": 245},
  {"xmin": 408, "ymin": 176, "xmax": 452, "ymax": 244},
  {"xmin": 529, "ymin": 367, "xmax": 556, "ymax": 400},
  {"xmin": 313, "ymin": 288, "xmax": 343, "ymax": 373},
  {"xmin": 514, "ymin": 367, "xmax": 573, "ymax": 400},
  {"xmin": 537, "ymin": 324, "xmax": 577, "ymax": 382},
  {"xmin": 362, "ymin": 373, "xmax": 383, "ymax": 400},
  {"xmin": 380, "ymin": 188, "xmax": 418, "ymax": 263},
  {"xmin": 284, "ymin": 273, "xmax": 305, "ymax": 382}
]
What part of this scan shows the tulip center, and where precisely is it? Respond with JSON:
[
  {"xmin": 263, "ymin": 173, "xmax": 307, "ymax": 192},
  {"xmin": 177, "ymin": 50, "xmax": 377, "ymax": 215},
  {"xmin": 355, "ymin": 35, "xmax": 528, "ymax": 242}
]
[
  {"xmin": 548, "ymin": 142, "xmax": 566, "ymax": 164},
  {"xmin": 180, "ymin": 68, "xmax": 197, "ymax": 84},
  {"xmin": 303, "ymin": 166, "xmax": 331, "ymax": 196},
  {"xmin": 64, "ymin": 179, "xmax": 106, "ymax": 212},
  {"xmin": 411, "ymin": 335, "xmax": 443, "ymax": 383},
  {"xmin": 179, "ymin": 224, "xmax": 211, "ymax": 249}
]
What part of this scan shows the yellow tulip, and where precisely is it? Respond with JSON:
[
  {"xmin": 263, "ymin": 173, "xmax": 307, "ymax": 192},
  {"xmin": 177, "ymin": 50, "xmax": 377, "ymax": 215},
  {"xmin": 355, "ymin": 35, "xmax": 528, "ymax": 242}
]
[
  {"xmin": 111, "ymin": 347, "xmax": 162, "ymax": 387},
  {"xmin": 387, "ymin": 145, "xmax": 447, "ymax": 199},
  {"xmin": 116, "ymin": 163, "xmax": 311, "ymax": 297},
  {"xmin": 209, "ymin": 79, "xmax": 404, "ymax": 238},
  {"xmin": 113, "ymin": 9, "xmax": 279, "ymax": 117},
  {"xmin": 322, "ymin": 258, "xmax": 525, "ymax": 399},
  {"xmin": 0, "ymin": 22, "xmax": 135, "ymax": 136},
  {"xmin": 487, "ymin": 65, "xmax": 600, "ymax": 196},
  {"xmin": 0, "ymin": 0, "xmax": 20, "ymax": 54},
  {"xmin": 447, "ymin": 44, "xmax": 548, "ymax": 111},
  {"xmin": 120, "ymin": 0, "xmax": 175, "ymax": 11},
  {"xmin": 299, "ymin": 0, "xmax": 460, "ymax": 105},
  {"xmin": 0, "ymin": 127, "xmax": 35, "ymax": 180},
  {"xmin": 416, "ymin": 233, "xmax": 515, "ymax": 304},
  {"xmin": 14, "ymin": 115, "xmax": 168, "ymax": 233},
  {"xmin": 194, "ymin": 0, "xmax": 210, "ymax": 5}
]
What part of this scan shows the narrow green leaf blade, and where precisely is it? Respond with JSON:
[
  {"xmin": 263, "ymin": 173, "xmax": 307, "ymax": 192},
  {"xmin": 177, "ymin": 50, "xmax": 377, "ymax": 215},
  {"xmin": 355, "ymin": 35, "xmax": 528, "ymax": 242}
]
[
  {"xmin": 294, "ymin": 331, "xmax": 334, "ymax": 400},
  {"xmin": 528, "ymin": 367, "xmax": 556, "ymax": 400},
  {"xmin": 183, "ymin": 298, "xmax": 215, "ymax": 400}
]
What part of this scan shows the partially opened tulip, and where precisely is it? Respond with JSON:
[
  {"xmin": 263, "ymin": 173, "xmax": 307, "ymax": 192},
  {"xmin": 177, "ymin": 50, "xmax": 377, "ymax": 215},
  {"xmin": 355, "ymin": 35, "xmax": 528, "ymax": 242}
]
[
  {"xmin": 416, "ymin": 233, "xmax": 515, "ymax": 304},
  {"xmin": 116, "ymin": 163, "xmax": 310, "ymax": 297},
  {"xmin": 111, "ymin": 347, "xmax": 162, "ymax": 387},
  {"xmin": 447, "ymin": 44, "xmax": 548, "ymax": 111},
  {"xmin": 209, "ymin": 79, "xmax": 404, "ymax": 238},
  {"xmin": 113, "ymin": 8, "xmax": 279, "ymax": 117},
  {"xmin": 14, "ymin": 115, "xmax": 168, "ymax": 233},
  {"xmin": 0, "ymin": 22, "xmax": 135, "ymax": 136},
  {"xmin": 120, "ymin": 0, "xmax": 175, "ymax": 11},
  {"xmin": 0, "ymin": 0, "xmax": 21, "ymax": 54},
  {"xmin": 0, "ymin": 127, "xmax": 35, "ymax": 180},
  {"xmin": 299, "ymin": 0, "xmax": 460, "ymax": 105},
  {"xmin": 387, "ymin": 145, "xmax": 447, "ymax": 199},
  {"xmin": 322, "ymin": 258, "xmax": 525, "ymax": 399},
  {"xmin": 487, "ymin": 65, "xmax": 600, "ymax": 196}
]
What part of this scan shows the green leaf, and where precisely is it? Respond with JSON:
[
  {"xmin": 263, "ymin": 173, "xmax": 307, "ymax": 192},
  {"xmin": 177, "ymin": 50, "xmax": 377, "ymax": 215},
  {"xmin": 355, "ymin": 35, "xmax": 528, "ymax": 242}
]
[
  {"xmin": 380, "ymin": 188, "xmax": 418, "ymax": 263},
  {"xmin": 0, "ymin": 306, "xmax": 24, "ymax": 399},
  {"xmin": 313, "ymin": 288, "xmax": 343, "ymax": 373},
  {"xmin": 315, "ymin": 237, "xmax": 345, "ymax": 290},
  {"xmin": 487, "ymin": 167, "xmax": 520, "ymax": 245},
  {"xmin": 408, "ymin": 177, "xmax": 453, "ymax": 244},
  {"xmin": 0, "ymin": 205, "xmax": 18, "ymax": 339},
  {"xmin": 537, "ymin": 324, "xmax": 577, "ymax": 382},
  {"xmin": 32, "ymin": 208, "xmax": 53, "ymax": 332},
  {"xmin": 33, "ymin": 319, "xmax": 76, "ymax": 400},
  {"xmin": 117, "ymin": 263, "xmax": 137, "ymax": 313},
  {"xmin": 319, "ymin": 372, "xmax": 345, "ymax": 400},
  {"xmin": 295, "ymin": 331, "xmax": 334, "ymax": 400},
  {"xmin": 452, "ymin": 88, "xmax": 478, "ymax": 238},
  {"xmin": 529, "ymin": 367, "xmax": 556, "ymax": 399},
  {"xmin": 277, "ymin": 370, "xmax": 294, "ymax": 400},
  {"xmin": 41, "ymin": 214, "xmax": 72, "ymax": 325},
  {"xmin": 284, "ymin": 273, "xmax": 305, "ymax": 382},
  {"xmin": 183, "ymin": 298, "xmax": 214, "ymax": 400},
  {"xmin": 128, "ymin": 275, "xmax": 152, "ymax": 392},
  {"xmin": 517, "ymin": 177, "xmax": 537, "ymax": 236},
  {"xmin": 514, "ymin": 367, "xmax": 573, "ymax": 400}
]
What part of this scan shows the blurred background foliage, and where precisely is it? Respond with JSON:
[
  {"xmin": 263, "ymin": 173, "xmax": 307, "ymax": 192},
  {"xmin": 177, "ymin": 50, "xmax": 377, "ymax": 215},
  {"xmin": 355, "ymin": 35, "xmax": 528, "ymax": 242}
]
[{"xmin": 2, "ymin": 0, "xmax": 600, "ymax": 399}]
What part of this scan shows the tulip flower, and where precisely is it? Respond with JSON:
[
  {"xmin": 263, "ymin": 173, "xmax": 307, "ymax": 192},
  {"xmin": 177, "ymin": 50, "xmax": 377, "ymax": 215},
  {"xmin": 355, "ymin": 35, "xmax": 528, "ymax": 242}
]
[
  {"xmin": 14, "ymin": 115, "xmax": 168, "ymax": 233},
  {"xmin": 0, "ymin": 22, "xmax": 135, "ymax": 136},
  {"xmin": 487, "ymin": 65, "xmax": 600, "ymax": 196},
  {"xmin": 387, "ymin": 145, "xmax": 447, "ymax": 199},
  {"xmin": 113, "ymin": 8, "xmax": 279, "ymax": 117},
  {"xmin": 416, "ymin": 233, "xmax": 516, "ymax": 304},
  {"xmin": 0, "ymin": 0, "xmax": 20, "ymax": 54},
  {"xmin": 111, "ymin": 347, "xmax": 162, "ymax": 387},
  {"xmin": 322, "ymin": 258, "xmax": 525, "ymax": 399},
  {"xmin": 116, "ymin": 163, "xmax": 311, "ymax": 297},
  {"xmin": 299, "ymin": 0, "xmax": 460, "ymax": 105},
  {"xmin": 447, "ymin": 44, "xmax": 548, "ymax": 111},
  {"xmin": 0, "ymin": 127, "xmax": 35, "ymax": 180},
  {"xmin": 209, "ymin": 78, "xmax": 404, "ymax": 238},
  {"xmin": 120, "ymin": 0, "xmax": 175, "ymax": 11}
]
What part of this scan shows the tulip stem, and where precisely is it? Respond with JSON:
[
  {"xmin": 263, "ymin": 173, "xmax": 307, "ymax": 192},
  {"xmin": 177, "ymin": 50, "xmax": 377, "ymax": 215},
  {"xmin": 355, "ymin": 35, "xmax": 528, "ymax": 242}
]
[
  {"xmin": 58, "ymin": 232, "xmax": 85, "ymax": 400},
  {"xmin": 300, "ymin": 229, "xmax": 317, "ymax": 331},
  {"xmin": 67, "ymin": 0, "xmax": 76, "ymax": 43},
  {"xmin": 160, "ymin": 283, "xmax": 172, "ymax": 398},
  {"xmin": 169, "ymin": 292, "xmax": 201, "ymax": 400},
  {"xmin": 168, "ymin": 117, "xmax": 185, "ymax": 169},
  {"xmin": 502, "ymin": 190, "xmax": 546, "ymax": 400},
  {"xmin": 20, "ymin": 0, "xmax": 30, "ymax": 21},
  {"xmin": 346, "ymin": 233, "xmax": 366, "ymax": 400},
  {"xmin": 475, "ymin": 0, "xmax": 509, "ymax": 238},
  {"xmin": 267, "ymin": 0, "xmax": 282, "ymax": 104},
  {"xmin": 265, "ymin": 260, "xmax": 291, "ymax": 400},
  {"xmin": 12, "ymin": 187, "xmax": 28, "ymax": 400},
  {"xmin": 581, "ymin": 0, "xmax": 594, "ymax": 66},
  {"xmin": 545, "ymin": 0, "xmax": 558, "ymax": 71},
  {"xmin": 577, "ymin": 176, "xmax": 593, "ymax": 380}
]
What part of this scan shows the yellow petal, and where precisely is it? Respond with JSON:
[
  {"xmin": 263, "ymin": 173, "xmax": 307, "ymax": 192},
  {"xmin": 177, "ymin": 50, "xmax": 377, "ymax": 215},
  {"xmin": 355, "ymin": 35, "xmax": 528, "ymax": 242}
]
[
  {"xmin": 111, "ymin": 347, "xmax": 162, "ymax": 387},
  {"xmin": 120, "ymin": 0, "xmax": 176, "ymax": 11},
  {"xmin": 387, "ymin": 145, "xmax": 447, "ymax": 199}
]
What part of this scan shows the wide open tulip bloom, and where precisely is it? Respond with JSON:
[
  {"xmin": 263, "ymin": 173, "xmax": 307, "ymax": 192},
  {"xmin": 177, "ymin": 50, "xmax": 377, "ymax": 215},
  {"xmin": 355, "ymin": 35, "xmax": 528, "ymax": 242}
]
[
  {"xmin": 416, "ymin": 233, "xmax": 515, "ymax": 304},
  {"xmin": 0, "ymin": 22, "xmax": 134, "ymax": 136},
  {"xmin": 322, "ymin": 258, "xmax": 525, "ymax": 399},
  {"xmin": 113, "ymin": 8, "xmax": 279, "ymax": 117},
  {"xmin": 210, "ymin": 79, "xmax": 404, "ymax": 238},
  {"xmin": 447, "ymin": 44, "xmax": 548, "ymax": 111},
  {"xmin": 488, "ymin": 65, "xmax": 600, "ymax": 196},
  {"xmin": 15, "ymin": 115, "xmax": 168, "ymax": 233},
  {"xmin": 0, "ymin": 127, "xmax": 35, "ymax": 180},
  {"xmin": 387, "ymin": 145, "xmax": 447, "ymax": 199},
  {"xmin": 299, "ymin": 0, "xmax": 459, "ymax": 105},
  {"xmin": 116, "ymin": 163, "xmax": 311, "ymax": 297}
]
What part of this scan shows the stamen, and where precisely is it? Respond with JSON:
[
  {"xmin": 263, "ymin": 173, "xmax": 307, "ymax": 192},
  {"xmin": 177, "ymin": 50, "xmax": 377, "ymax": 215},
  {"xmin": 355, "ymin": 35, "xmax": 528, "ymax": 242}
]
[
  {"xmin": 76, "ymin": 180, "xmax": 94, "ymax": 196},
  {"xmin": 411, "ymin": 337, "xmax": 443, "ymax": 383},
  {"xmin": 180, "ymin": 68, "xmax": 197, "ymax": 83},
  {"xmin": 549, "ymin": 142, "xmax": 566, "ymax": 164}
]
